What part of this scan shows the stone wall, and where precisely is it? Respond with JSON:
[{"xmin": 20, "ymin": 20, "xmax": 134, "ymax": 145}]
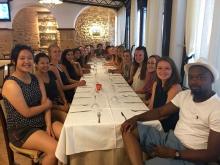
[
  {"xmin": 74, "ymin": 6, "xmax": 116, "ymax": 47},
  {"xmin": 0, "ymin": 29, "xmax": 13, "ymax": 58},
  {"xmin": 12, "ymin": 7, "xmax": 40, "ymax": 50}
]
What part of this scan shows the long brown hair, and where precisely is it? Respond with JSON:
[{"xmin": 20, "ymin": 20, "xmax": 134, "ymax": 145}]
[
  {"xmin": 156, "ymin": 57, "xmax": 180, "ymax": 92},
  {"xmin": 132, "ymin": 46, "xmax": 148, "ymax": 80}
]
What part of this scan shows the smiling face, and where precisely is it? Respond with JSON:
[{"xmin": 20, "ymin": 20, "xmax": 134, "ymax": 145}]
[
  {"xmin": 156, "ymin": 60, "xmax": 172, "ymax": 82},
  {"xmin": 188, "ymin": 66, "xmax": 213, "ymax": 96},
  {"xmin": 65, "ymin": 50, "xmax": 74, "ymax": 62},
  {"xmin": 147, "ymin": 57, "xmax": 157, "ymax": 73},
  {"xmin": 35, "ymin": 56, "xmax": 50, "ymax": 73},
  {"xmin": 134, "ymin": 50, "xmax": 144, "ymax": 64},
  {"xmin": 123, "ymin": 52, "xmax": 131, "ymax": 64},
  {"xmin": 16, "ymin": 49, "xmax": 34, "ymax": 73},
  {"xmin": 49, "ymin": 46, "xmax": 61, "ymax": 61}
]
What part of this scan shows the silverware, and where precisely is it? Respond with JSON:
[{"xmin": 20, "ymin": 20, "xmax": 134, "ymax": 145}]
[
  {"xmin": 131, "ymin": 109, "xmax": 147, "ymax": 112},
  {"xmin": 121, "ymin": 112, "xmax": 127, "ymax": 121},
  {"xmin": 122, "ymin": 95, "xmax": 137, "ymax": 97},
  {"xmin": 70, "ymin": 110, "xmax": 91, "ymax": 113},
  {"xmin": 75, "ymin": 97, "xmax": 91, "ymax": 99},
  {"xmin": 97, "ymin": 112, "xmax": 101, "ymax": 123},
  {"xmin": 73, "ymin": 104, "xmax": 89, "ymax": 106},
  {"xmin": 124, "ymin": 102, "xmax": 143, "ymax": 103}
]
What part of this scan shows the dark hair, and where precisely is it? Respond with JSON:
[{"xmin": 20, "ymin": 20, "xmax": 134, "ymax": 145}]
[
  {"xmin": 156, "ymin": 57, "xmax": 180, "ymax": 92},
  {"xmin": 11, "ymin": 44, "xmax": 34, "ymax": 66},
  {"xmin": 132, "ymin": 46, "xmax": 148, "ymax": 80},
  {"xmin": 148, "ymin": 55, "xmax": 161, "ymax": 63},
  {"xmin": 34, "ymin": 52, "xmax": 50, "ymax": 64},
  {"xmin": 97, "ymin": 43, "xmax": 103, "ymax": 48},
  {"xmin": 123, "ymin": 49, "xmax": 131, "ymax": 54},
  {"xmin": 73, "ymin": 48, "xmax": 81, "ymax": 55},
  {"xmin": 61, "ymin": 49, "xmax": 73, "ymax": 68}
]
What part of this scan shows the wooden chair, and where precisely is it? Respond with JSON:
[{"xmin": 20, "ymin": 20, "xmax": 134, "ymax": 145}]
[
  {"xmin": 0, "ymin": 65, "xmax": 5, "ymax": 88},
  {"xmin": 0, "ymin": 98, "xmax": 42, "ymax": 165},
  {"xmin": 7, "ymin": 63, "xmax": 15, "ymax": 76}
]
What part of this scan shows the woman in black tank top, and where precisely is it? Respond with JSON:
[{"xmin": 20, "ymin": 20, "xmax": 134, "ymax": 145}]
[
  {"xmin": 48, "ymin": 44, "xmax": 86, "ymax": 103},
  {"xmin": 149, "ymin": 57, "xmax": 182, "ymax": 132},
  {"xmin": 34, "ymin": 53, "xmax": 69, "ymax": 123}
]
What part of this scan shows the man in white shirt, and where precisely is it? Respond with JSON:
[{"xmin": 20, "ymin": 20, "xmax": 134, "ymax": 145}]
[{"xmin": 121, "ymin": 58, "xmax": 220, "ymax": 165}]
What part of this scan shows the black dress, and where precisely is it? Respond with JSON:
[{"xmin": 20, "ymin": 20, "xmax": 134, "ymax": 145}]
[
  {"xmin": 4, "ymin": 74, "xmax": 45, "ymax": 147},
  {"xmin": 51, "ymin": 64, "xmax": 75, "ymax": 103},
  {"xmin": 65, "ymin": 62, "xmax": 80, "ymax": 80},
  {"xmin": 153, "ymin": 82, "xmax": 179, "ymax": 132},
  {"xmin": 44, "ymin": 71, "xmax": 62, "ymax": 104}
]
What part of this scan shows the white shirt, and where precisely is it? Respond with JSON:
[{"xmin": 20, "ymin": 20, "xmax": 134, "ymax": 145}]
[
  {"xmin": 172, "ymin": 90, "xmax": 220, "ymax": 149},
  {"xmin": 132, "ymin": 67, "xmax": 146, "ymax": 99}
]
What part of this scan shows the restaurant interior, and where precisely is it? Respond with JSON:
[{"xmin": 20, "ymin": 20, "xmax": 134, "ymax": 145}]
[{"xmin": 1, "ymin": 0, "xmax": 220, "ymax": 165}]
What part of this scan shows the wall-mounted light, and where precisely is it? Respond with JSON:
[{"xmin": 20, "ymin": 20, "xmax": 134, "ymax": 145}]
[
  {"xmin": 38, "ymin": 0, "xmax": 63, "ymax": 9},
  {"xmin": 89, "ymin": 24, "xmax": 104, "ymax": 37}
]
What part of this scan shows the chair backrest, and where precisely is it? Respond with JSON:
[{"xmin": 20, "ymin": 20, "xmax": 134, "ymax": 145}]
[
  {"xmin": 7, "ymin": 63, "xmax": 15, "ymax": 76},
  {"xmin": 0, "ymin": 65, "xmax": 5, "ymax": 88},
  {"xmin": 0, "ymin": 96, "xmax": 14, "ymax": 165}
]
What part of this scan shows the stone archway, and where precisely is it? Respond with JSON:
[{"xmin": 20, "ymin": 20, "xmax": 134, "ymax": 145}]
[
  {"xmin": 74, "ymin": 6, "xmax": 116, "ymax": 47},
  {"xmin": 12, "ymin": 5, "xmax": 59, "ymax": 51}
]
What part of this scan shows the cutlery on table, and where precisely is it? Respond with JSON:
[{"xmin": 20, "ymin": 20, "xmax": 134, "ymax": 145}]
[
  {"xmin": 121, "ymin": 112, "xmax": 127, "ymax": 121},
  {"xmin": 131, "ymin": 109, "xmax": 147, "ymax": 112},
  {"xmin": 70, "ymin": 110, "xmax": 91, "ymax": 113},
  {"xmin": 75, "ymin": 97, "xmax": 91, "ymax": 99},
  {"xmin": 123, "ymin": 101, "xmax": 143, "ymax": 103},
  {"xmin": 97, "ymin": 112, "xmax": 101, "ymax": 123},
  {"xmin": 73, "ymin": 104, "xmax": 89, "ymax": 106}
]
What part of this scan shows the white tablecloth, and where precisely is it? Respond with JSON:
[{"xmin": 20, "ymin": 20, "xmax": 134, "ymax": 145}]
[{"xmin": 55, "ymin": 60, "xmax": 162, "ymax": 164}]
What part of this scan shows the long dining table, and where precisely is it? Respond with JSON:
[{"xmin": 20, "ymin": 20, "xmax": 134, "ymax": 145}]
[{"xmin": 55, "ymin": 59, "xmax": 162, "ymax": 165}]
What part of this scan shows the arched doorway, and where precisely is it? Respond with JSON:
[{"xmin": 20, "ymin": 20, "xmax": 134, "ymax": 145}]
[
  {"xmin": 74, "ymin": 6, "xmax": 116, "ymax": 47},
  {"xmin": 12, "ymin": 5, "xmax": 59, "ymax": 51}
]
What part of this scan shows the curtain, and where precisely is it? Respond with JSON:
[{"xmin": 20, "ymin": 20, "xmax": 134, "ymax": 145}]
[
  {"xmin": 207, "ymin": 0, "xmax": 220, "ymax": 95},
  {"xmin": 116, "ymin": 7, "xmax": 126, "ymax": 46},
  {"xmin": 146, "ymin": 0, "xmax": 164, "ymax": 56},
  {"xmin": 169, "ymin": 0, "xmax": 186, "ymax": 73},
  {"xmin": 130, "ymin": 0, "xmax": 138, "ymax": 49},
  {"xmin": 185, "ymin": 0, "xmax": 214, "ymax": 61}
]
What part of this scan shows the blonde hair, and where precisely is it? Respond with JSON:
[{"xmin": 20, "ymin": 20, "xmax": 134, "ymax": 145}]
[{"xmin": 48, "ymin": 43, "xmax": 60, "ymax": 56}]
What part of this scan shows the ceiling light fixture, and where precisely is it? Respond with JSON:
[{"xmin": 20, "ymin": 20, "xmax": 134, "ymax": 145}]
[{"xmin": 38, "ymin": 0, "xmax": 63, "ymax": 9}]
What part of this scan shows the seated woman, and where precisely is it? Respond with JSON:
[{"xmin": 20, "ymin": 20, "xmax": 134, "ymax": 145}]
[
  {"xmin": 2, "ymin": 44, "xmax": 62, "ymax": 165},
  {"xmin": 149, "ymin": 57, "xmax": 182, "ymax": 132},
  {"xmin": 73, "ymin": 48, "xmax": 90, "ymax": 74},
  {"xmin": 61, "ymin": 49, "xmax": 83, "ymax": 81},
  {"xmin": 35, "ymin": 53, "xmax": 69, "ymax": 123},
  {"xmin": 108, "ymin": 46, "xmax": 124, "ymax": 74},
  {"xmin": 130, "ymin": 46, "xmax": 148, "ymax": 99},
  {"xmin": 135, "ymin": 55, "xmax": 160, "ymax": 103},
  {"xmin": 121, "ymin": 50, "xmax": 132, "ymax": 81},
  {"xmin": 48, "ymin": 44, "xmax": 86, "ymax": 103}
]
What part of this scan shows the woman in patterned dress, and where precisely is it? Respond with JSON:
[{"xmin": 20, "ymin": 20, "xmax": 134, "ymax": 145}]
[{"xmin": 2, "ymin": 44, "xmax": 62, "ymax": 165}]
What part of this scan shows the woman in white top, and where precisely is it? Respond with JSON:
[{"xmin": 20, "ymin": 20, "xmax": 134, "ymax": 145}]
[{"xmin": 130, "ymin": 46, "xmax": 148, "ymax": 99}]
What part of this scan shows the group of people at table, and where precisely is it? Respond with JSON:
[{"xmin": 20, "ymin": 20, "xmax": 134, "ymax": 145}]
[{"xmin": 1, "ymin": 42, "xmax": 220, "ymax": 165}]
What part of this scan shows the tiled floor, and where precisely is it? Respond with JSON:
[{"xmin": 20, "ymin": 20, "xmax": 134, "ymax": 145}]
[{"xmin": 0, "ymin": 123, "xmax": 31, "ymax": 165}]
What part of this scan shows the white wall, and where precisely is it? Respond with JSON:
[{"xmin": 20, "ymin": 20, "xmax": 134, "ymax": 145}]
[{"xmin": 0, "ymin": 0, "xmax": 86, "ymax": 29}]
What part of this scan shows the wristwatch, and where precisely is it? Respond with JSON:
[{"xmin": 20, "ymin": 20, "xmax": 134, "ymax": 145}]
[{"xmin": 174, "ymin": 150, "xmax": 181, "ymax": 159}]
